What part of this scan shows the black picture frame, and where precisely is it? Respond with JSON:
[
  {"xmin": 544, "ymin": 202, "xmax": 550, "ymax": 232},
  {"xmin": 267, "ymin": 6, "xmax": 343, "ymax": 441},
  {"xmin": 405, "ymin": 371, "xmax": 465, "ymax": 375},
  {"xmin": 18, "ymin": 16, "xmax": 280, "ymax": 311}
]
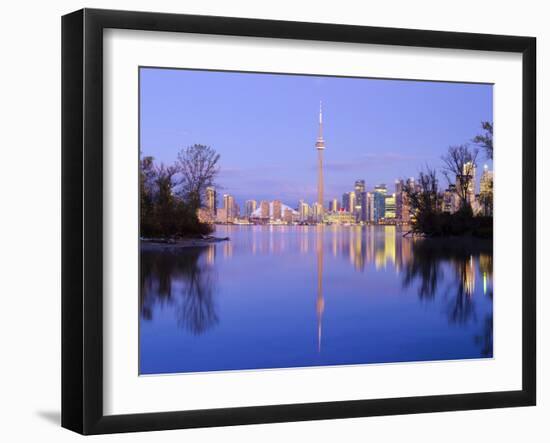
[{"xmin": 62, "ymin": 8, "xmax": 536, "ymax": 435}]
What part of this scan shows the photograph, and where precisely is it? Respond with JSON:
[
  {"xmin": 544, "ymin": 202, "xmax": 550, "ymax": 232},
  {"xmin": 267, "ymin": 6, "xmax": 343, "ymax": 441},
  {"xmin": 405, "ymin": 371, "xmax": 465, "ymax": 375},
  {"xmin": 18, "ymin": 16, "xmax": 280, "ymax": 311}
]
[{"xmin": 138, "ymin": 67, "xmax": 494, "ymax": 375}]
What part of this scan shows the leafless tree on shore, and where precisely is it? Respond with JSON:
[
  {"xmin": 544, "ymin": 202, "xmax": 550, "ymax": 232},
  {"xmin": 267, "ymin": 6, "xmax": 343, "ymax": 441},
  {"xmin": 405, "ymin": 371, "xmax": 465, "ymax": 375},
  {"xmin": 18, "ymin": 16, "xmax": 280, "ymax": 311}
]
[
  {"xmin": 177, "ymin": 144, "xmax": 220, "ymax": 209},
  {"xmin": 441, "ymin": 145, "xmax": 479, "ymax": 213}
]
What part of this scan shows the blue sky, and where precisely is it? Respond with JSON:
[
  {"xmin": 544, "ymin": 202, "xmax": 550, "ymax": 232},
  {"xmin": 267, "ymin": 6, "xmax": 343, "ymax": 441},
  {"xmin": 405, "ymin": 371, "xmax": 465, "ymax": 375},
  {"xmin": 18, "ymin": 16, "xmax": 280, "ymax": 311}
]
[{"xmin": 140, "ymin": 67, "xmax": 493, "ymax": 208}]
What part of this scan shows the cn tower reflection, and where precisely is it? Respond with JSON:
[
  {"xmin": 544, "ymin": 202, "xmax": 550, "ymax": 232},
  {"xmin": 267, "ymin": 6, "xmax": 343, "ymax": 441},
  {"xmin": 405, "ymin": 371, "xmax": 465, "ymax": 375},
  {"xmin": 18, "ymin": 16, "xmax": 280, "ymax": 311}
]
[{"xmin": 316, "ymin": 226, "xmax": 325, "ymax": 353}]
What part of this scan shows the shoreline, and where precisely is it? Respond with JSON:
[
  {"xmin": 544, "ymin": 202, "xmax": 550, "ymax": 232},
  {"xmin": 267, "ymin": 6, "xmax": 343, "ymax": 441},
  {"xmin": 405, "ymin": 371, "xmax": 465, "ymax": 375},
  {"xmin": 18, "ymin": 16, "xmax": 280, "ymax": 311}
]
[{"xmin": 140, "ymin": 236, "xmax": 229, "ymax": 251}]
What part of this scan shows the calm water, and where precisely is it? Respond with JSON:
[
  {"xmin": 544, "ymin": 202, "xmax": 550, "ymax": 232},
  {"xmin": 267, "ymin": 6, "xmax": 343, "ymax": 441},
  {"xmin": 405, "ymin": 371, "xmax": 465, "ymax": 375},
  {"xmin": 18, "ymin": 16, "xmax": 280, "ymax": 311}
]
[{"xmin": 140, "ymin": 225, "xmax": 493, "ymax": 374}]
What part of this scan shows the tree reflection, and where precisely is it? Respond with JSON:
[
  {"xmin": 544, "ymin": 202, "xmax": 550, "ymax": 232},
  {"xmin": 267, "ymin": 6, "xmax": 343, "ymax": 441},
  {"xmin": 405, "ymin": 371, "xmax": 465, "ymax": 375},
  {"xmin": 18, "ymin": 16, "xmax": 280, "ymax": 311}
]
[
  {"xmin": 402, "ymin": 238, "xmax": 492, "ymax": 327},
  {"xmin": 140, "ymin": 245, "xmax": 219, "ymax": 335},
  {"xmin": 474, "ymin": 314, "xmax": 493, "ymax": 357},
  {"xmin": 401, "ymin": 240, "xmax": 443, "ymax": 300}
]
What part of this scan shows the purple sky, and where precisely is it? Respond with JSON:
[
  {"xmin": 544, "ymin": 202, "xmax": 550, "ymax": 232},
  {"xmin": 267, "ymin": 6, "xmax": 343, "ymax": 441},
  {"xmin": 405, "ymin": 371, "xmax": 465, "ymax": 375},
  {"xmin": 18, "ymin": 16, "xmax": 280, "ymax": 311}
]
[{"xmin": 140, "ymin": 67, "xmax": 493, "ymax": 208}]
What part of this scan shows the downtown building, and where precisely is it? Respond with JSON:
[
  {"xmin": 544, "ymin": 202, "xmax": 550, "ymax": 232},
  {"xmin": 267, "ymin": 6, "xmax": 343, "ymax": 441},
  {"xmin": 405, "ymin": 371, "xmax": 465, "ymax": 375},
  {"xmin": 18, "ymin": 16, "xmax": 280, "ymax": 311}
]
[
  {"xmin": 479, "ymin": 164, "xmax": 494, "ymax": 216},
  {"xmin": 299, "ymin": 200, "xmax": 310, "ymax": 222},
  {"xmin": 354, "ymin": 180, "xmax": 368, "ymax": 223},
  {"xmin": 198, "ymin": 186, "xmax": 217, "ymax": 224},
  {"xmin": 245, "ymin": 199, "xmax": 257, "ymax": 218},
  {"xmin": 215, "ymin": 193, "xmax": 236, "ymax": 223},
  {"xmin": 373, "ymin": 184, "xmax": 387, "ymax": 222},
  {"xmin": 249, "ymin": 200, "xmax": 299, "ymax": 224}
]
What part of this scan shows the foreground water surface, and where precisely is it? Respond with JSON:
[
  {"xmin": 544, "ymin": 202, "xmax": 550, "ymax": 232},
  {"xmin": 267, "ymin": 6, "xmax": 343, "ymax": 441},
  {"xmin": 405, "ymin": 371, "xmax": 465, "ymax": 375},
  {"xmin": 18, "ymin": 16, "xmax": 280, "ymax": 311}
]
[{"xmin": 139, "ymin": 225, "xmax": 493, "ymax": 374}]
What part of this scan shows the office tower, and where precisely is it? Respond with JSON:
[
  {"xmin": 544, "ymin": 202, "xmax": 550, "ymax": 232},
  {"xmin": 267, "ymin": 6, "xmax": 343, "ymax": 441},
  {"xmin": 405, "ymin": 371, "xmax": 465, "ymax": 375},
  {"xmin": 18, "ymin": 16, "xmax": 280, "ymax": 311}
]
[
  {"xmin": 205, "ymin": 186, "xmax": 216, "ymax": 212},
  {"xmin": 272, "ymin": 200, "xmax": 282, "ymax": 220},
  {"xmin": 458, "ymin": 161, "xmax": 477, "ymax": 207},
  {"xmin": 223, "ymin": 194, "xmax": 235, "ymax": 222},
  {"xmin": 299, "ymin": 200, "xmax": 310, "ymax": 222},
  {"xmin": 445, "ymin": 184, "xmax": 460, "ymax": 213},
  {"xmin": 329, "ymin": 198, "xmax": 339, "ymax": 213},
  {"xmin": 349, "ymin": 191, "xmax": 357, "ymax": 215},
  {"xmin": 342, "ymin": 192, "xmax": 351, "ymax": 213},
  {"xmin": 399, "ymin": 177, "xmax": 416, "ymax": 222},
  {"xmin": 373, "ymin": 184, "xmax": 387, "ymax": 222},
  {"xmin": 283, "ymin": 208, "xmax": 294, "ymax": 224},
  {"xmin": 215, "ymin": 208, "xmax": 227, "ymax": 223},
  {"xmin": 395, "ymin": 180, "xmax": 404, "ymax": 220},
  {"xmin": 479, "ymin": 164, "xmax": 494, "ymax": 216},
  {"xmin": 395, "ymin": 179, "xmax": 403, "ymax": 195},
  {"xmin": 245, "ymin": 199, "xmax": 257, "ymax": 218},
  {"xmin": 354, "ymin": 180, "xmax": 366, "ymax": 222},
  {"xmin": 355, "ymin": 191, "xmax": 368, "ymax": 222},
  {"xmin": 366, "ymin": 192, "xmax": 374, "ymax": 222},
  {"xmin": 480, "ymin": 165, "xmax": 493, "ymax": 193},
  {"xmin": 312, "ymin": 202, "xmax": 323, "ymax": 221},
  {"xmin": 384, "ymin": 194, "xmax": 396, "ymax": 219},
  {"xmin": 442, "ymin": 187, "xmax": 454, "ymax": 213},
  {"xmin": 315, "ymin": 102, "xmax": 325, "ymax": 219},
  {"xmin": 260, "ymin": 200, "xmax": 270, "ymax": 219},
  {"xmin": 355, "ymin": 180, "xmax": 365, "ymax": 194}
]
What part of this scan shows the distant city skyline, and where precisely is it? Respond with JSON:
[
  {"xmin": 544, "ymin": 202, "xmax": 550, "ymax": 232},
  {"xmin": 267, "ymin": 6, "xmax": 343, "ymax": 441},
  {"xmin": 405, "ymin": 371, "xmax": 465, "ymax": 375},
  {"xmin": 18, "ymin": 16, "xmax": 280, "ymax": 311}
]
[{"xmin": 140, "ymin": 67, "xmax": 493, "ymax": 208}]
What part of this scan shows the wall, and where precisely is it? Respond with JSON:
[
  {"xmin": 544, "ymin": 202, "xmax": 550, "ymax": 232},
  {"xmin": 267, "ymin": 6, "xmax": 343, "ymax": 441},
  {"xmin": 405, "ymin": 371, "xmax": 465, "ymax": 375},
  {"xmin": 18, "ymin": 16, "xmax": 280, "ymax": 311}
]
[{"xmin": 0, "ymin": 0, "xmax": 546, "ymax": 441}]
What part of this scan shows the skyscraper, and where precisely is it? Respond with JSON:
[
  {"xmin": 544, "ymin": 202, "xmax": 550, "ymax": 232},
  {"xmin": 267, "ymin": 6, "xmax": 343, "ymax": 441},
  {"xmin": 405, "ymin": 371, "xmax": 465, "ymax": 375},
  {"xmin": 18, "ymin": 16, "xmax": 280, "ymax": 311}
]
[
  {"xmin": 354, "ymin": 180, "xmax": 365, "ymax": 194},
  {"xmin": 299, "ymin": 200, "xmax": 310, "ymax": 222},
  {"xmin": 312, "ymin": 202, "xmax": 323, "ymax": 220},
  {"xmin": 480, "ymin": 164, "xmax": 493, "ymax": 195},
  {"xmin": 259, "ymin": 200, "xmax": 270, "ymax": 219},
  {"xmin": 354, "ymin": 180, "xmax": 366, "ymax": 222},
  {"xmin": 366, "ymin": 192, "xmax": 374, "ymax": 222},
  {"xmin": 395, "ymin": 180, "xmax": 404, "ymax": 220},
  {"xmin": 223, "ymin": 194, "xmax": 235, "ymax": 222},
  {"xmin": 458, "ymin": 161, "xmax": 477, "ymax": 208},
  {"xmin": 479, "ymin": 164, "xmax": 494, "ymax": 216},
  {"xmin": 373, "ymin": 184, "xmax": 387, "ymax": 222},
  {"xmin": 272, "ymin": 200, "xmax": 282, "ymax": 220},
  {"xmin": 283, "ymin": 208, "xmax": 294, "ymax": 224},
  {"xmin": 384, "ymin": 194, "xmax": 396, "ymax": 219},
  {"xmin": 349, "ymin": 192, "xmax": 357, "ymax": 215},
  {"xmin": 205, "ymin": 186, "xmax": 216, "ymax": 213},
  {"xmin": 315, "ymin": 102, "xmax": 325, "ymax": 220},
  {"xmin": 245, "ymin": 199, "xmax": 257, "ymax": 218},
  {"xmin": 342, "ymin": 192, "xmax": 351, "ymax": 213}
]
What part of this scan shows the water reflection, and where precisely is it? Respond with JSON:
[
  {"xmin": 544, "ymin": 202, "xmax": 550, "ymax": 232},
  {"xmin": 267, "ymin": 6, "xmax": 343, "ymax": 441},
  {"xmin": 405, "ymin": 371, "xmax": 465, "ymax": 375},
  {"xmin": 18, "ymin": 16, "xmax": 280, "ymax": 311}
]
[
  {"xmin": 475, "ymin": 314, "xmax": 494, "ymax": 357},
  {"xmin": 401, "ymin": 238, "xmax": 492, "ymax": 324},
  {"xmin": 316, "ymin": 227, "xmax": 325, "ymax": 353},
  {"xmin": 140, "ymin": 225, "xmax": 493, "ymax": 373},
  {"xmin": 140, "ymin": 247, "xmax": 218, "ymax": 335}
]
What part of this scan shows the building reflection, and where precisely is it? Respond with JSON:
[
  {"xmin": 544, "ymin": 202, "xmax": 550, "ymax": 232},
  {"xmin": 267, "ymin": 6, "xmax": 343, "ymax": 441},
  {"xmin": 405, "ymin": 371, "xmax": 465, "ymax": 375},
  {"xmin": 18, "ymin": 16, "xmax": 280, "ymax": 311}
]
[
  {"xmin": 141, "ymin": 226, "xmax": 493, "ymax": 358},
  {"xmin": 401, "ymin": 237, "xmax": 492, "ymax": 326},
  {"xmin": 316, "ymin": 227, "xmax": 325, "ymax": 353},
  {"xmin": 478, "ymin": 253, "xmax": 493, "ymax": 298},
  {"xmin": 300, "ymin": 226, "xmax": 309, "ymax": 254},
  {"xmin": 205, "ymin": 244, "xmax": 216, "ymax": 266},
  {"xmin": 459, "ymin": 256, "xmax": 476, "ymax": 297},
  {"xmin": 239, "ymin": 224, "xmax": 433, "ymax": 275},
  {"xmin": 223, "ymin": 239, "xmax": 233, "ymax": 258}
]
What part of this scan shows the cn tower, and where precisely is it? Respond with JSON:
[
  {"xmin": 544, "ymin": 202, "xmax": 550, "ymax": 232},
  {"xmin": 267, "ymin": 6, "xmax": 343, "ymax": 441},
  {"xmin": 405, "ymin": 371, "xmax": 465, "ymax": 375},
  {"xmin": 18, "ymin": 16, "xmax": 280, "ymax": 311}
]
[{"xmin": 315, "ymin": 101, "xmax": 325, "ymax": 220}]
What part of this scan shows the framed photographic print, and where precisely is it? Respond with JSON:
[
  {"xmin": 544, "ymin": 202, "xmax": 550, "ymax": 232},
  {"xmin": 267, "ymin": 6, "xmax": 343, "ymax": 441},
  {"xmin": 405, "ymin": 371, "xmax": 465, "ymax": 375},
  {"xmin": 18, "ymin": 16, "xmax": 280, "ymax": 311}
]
[{"xmin": 62, "ymin": 8, "xmax": 536, "ymax": 435}]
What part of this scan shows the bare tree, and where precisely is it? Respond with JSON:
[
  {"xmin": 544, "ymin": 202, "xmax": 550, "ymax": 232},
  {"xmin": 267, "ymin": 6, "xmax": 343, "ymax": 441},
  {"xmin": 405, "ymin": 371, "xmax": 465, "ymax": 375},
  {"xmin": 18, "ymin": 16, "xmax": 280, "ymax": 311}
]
[
  {"xmin": 403, "ymin": 167, "xmax": 439, "ymax": 235},
  {"xmin": 155, "ymin": 163, "xmax": 179, "ymax": 215},
  {"xmin": 403, "ymin": 167, "xmax": 439, "ymax": 216},
  {"xmin": 140, "ymin": 156, "xmax": 157, "ymax": 235},
  {"xmin": 473, "ymin": 121, "xmax": 493, "ymax": 160},
  {"xmin": 176, "ymin": 144, "xmax": 220, "ymax": 209},
  {"xmin": 441, "ymin": 145, "xmax": 479, "ymax": 213}
]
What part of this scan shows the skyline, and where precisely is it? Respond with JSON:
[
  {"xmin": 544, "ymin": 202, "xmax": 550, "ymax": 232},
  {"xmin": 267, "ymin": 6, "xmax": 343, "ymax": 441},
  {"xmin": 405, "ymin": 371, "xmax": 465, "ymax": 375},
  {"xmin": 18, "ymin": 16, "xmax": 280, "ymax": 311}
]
[{"xmin": 140, "ymin": 67, "xmax": 493, "ymax": 207}]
